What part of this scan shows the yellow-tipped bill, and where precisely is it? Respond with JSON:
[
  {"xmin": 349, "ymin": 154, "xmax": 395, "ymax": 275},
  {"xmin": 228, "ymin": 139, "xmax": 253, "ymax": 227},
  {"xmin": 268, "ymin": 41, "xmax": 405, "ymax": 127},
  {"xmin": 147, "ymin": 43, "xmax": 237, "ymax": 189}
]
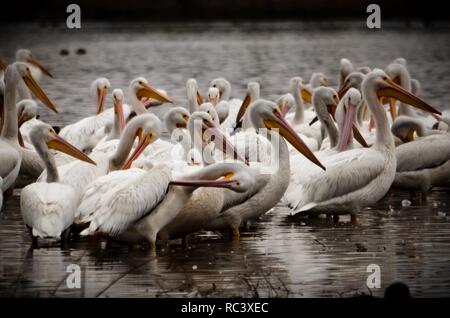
[
  {"xmin": 113, "ymin": 96, "xmax": 126, "ymax": 132},
  {"xmin": 236, "ymin": 93, "xmax": 251, "ymax": 123},
  {"xmin": 47, "ymin": 131, "xmax": 96, "ymax": 165},
  {"xmin": 96, "ymin": 86, "xmax": 108, "ymax": 115},
  {"xmin": 121, "ymin": 131, "xmax": 154, "ymax": 169},
  {"xmin": 136, "ymin": 82, "xmax": 174, "ymax": 105},
  {"xmin": 264, "ymin": 109, "xmax": 325, "ymax": 170},
  {"xmin": 27, "ymin": 55, "xmax": 53, "ymax": 78},
  {"xmin": 22, "ymin": 68, "xmax": 58, "ymax": 113},
  {"xmin": 378, "ymin": 78, "xmax": 441, "ymax": 115}
]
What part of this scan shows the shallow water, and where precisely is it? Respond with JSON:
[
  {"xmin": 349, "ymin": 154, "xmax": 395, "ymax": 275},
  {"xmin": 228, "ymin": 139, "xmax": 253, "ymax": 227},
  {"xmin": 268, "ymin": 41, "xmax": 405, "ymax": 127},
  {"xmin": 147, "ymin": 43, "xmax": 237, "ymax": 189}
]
[{"xmin": 1, "ymin": 22, "xmax": 450, "ymax": 297}]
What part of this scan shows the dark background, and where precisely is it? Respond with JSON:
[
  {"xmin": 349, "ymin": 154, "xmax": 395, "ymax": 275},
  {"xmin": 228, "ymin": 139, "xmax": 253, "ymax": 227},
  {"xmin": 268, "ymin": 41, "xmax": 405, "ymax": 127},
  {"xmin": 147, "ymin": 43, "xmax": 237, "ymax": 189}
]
[{"xmin": 2, "ymin": 0, "xmax": 448, "ymax": 23}]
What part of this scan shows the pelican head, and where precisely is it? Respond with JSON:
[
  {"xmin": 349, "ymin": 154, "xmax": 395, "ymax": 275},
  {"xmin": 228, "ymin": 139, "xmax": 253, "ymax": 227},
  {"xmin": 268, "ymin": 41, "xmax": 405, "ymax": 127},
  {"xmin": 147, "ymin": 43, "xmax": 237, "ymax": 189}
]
[
  {"xmin": 336, "ymin": 88, "xmax": 364, "ymax": 151},
  {"xmin": 393, "ymin": 57, "xmax": 407, "ymax": 66},
  {"xmin": 12, "ymin": 62, "xmax": 58, "ymax": 113},
  {"xmin": 338, "ymin": 71, "xmax": 365, "ymax": 98},
  {"xmin": 15, "ymin": 49, "xmax": 53, "ymax": 78},
  {"xmin": 339, "ymin": 58, "xmax": 354, "ymax": 88},
  {"xmin": 189, "ymin": 111, "xmax": 247, "ymax": 164},
  {"xmin": 275, "ymin": 93, "xmax": 295, "ymax": 117},
  {"xmin": 210, "ymin": 78, "xmax": 231, "ymax": 101},
  {"xmin": 391, "ymin": 116, "xmax": 423, "ymax": 143},
  {"xmin": 90, "ymin": 77, "xmax": 110, "ymax": 115},
  {"xmin": 186, "ymin": 78, "xmax": 203, "ymax": 105},
  {"xmin": 362, "ymin": 69, "xmax": 440, "ymax": 115},
  {"xmin": 236, "ymin": 82, "xmax": 260, "ymax": 124},
  {"xmin": 187, "ymin": 148, "xmax": 203, "ymax": 166},
  {"xmin": 112, "ymin": 88, "xmax": 126, "ymax": 132},
  {"xmin": 170, "ymin": 162, "xmax": 255, "ymax": 193},
  {"xmin": 290, "ymin": 76, "xmax": 312, "ymax": 104},
  {"xmin": 30, "ymin": 124, "xmax": 96, "ymax": 165},
  {"xmin": 199, "ymin": 102, "xmax": 220, "ymax": 126},
  {"xmin": 130, "ymin": 77, "xmax": 173, "ymax": 108},
  {"xmin": 310, "ymin": 72, "xmax": 329, "ymax": 88},
  {"xmin": 207, "ymin": 87, "xmax": 220, "ymax": 106},
  {"xmin": 121, "ymin": 114, "xmax": 163, "ymax": 169},
  {"xmin": 16, "ymin": 99, "xmax": 38, "ymax": 127},
  {"xmin": 313, "ymin": 86, "xmax": 339, "ymax": 121},
  {"xmin": 248, "ymin": 99, "xmax": 325, "ymax": 170},
  {"xmin": 164, "ymin": 106, "xmax": 190, "ymax": 132}
]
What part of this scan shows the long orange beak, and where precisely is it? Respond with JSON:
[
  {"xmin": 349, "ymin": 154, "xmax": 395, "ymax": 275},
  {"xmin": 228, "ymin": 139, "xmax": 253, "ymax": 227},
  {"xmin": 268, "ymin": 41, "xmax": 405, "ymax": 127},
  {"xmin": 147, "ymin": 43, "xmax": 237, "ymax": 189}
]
[
  {"xmin": 136, "ymin": 82, "xmax": 174, "ymax": 105},
  {"xmin": 197, "ymin": 90, "xmax": 204, "ymax": 105},
  {"xmin": 264, "ymin": 109, "xmax": 325, "ymax": 170},
  {"xmin": 378, "ymin": 78, "xmax": 441, "ymax": 115},
  {"xmin": 202, "ymin": 119, "xmax": 248, "ymax": 165},
  {"xmin": 113, "ymin": 97, "xmax": 126, "ymax": 132},
  {"xmin": 236, "ymin": 93, "xmax": 251, "ymax": 123},
  {"xmin": 301, "ymin": 87, "xmax": 312, "ymax": 104},
  {"xmin": 96, "ymin": 87, "xmax": 108, "ymax": 115},
  {"xmin": 22, "ymin": 68, "xmax": 58, "ymax": 113},
  {"xmin": 121, "ymin": 131, "xmax": 153, "ymax": 169},
  {"xmin": 27, "ymin": 56, "xmax": 53, "ymax": 78},
  {"xmin": 47, "ymin": 132, "xmax": 96, "ymax": 165}
]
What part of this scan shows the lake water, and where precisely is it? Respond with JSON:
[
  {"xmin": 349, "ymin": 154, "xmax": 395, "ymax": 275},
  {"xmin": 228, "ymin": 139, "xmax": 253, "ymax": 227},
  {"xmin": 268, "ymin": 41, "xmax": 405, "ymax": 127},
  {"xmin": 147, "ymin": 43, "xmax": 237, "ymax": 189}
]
[{"xmin": 1, "ymin": 21, "xmax": 450, "ymax": 297}]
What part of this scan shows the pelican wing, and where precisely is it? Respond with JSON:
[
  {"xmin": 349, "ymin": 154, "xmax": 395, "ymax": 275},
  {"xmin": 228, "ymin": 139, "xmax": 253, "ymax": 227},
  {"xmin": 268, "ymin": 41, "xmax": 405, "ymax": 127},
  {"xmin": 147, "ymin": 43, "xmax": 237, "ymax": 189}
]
[
  {"xmin": 20, "ymin": 183, "xmax": 77, "ymax": 238},
  {"xmin": 396, "ymin": 135, "xmax": 450, "ymax": 172},
  {"xmin": 286, "ymin": 148, "xmax": 386, "ymax": 212},
  {"xmin": 78, "ymin": 166, "xmax": 171, "ymax": 236}
]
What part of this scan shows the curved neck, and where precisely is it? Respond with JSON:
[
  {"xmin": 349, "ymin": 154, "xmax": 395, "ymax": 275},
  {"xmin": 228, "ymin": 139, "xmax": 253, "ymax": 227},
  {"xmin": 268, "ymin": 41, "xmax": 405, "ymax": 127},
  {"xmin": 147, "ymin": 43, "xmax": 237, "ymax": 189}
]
[
  {"xmin": 131, "ymin": 96, "xmax": 147, "ymax": 116},
  {"xmin": 34, "ymin": 140, "xmax": 59, "ymax": 183},
  {"xmin": 109, "ymin": 126, "xmax": 138, "ymax": 171},
  {"xmin": 291, "ymin": 88, "xmax": 305, "ymax": 125},
  {"xmin": 2, "ymin": 69, "xmax": 19, "ymax": 142},
  {"xmin": 315, "ymin": 100, "xmax": 339, "ymax": 148},
  {"xmin": 364, "ymin": 87, "xmax": 394, "ymax": 150},
  {"xmin": 187, "ymin": 95, "xmax": 198, "ymax": 114},
  {"xmin": 397, "ymin": 71, "xmax": 415, "ymax": 117}
]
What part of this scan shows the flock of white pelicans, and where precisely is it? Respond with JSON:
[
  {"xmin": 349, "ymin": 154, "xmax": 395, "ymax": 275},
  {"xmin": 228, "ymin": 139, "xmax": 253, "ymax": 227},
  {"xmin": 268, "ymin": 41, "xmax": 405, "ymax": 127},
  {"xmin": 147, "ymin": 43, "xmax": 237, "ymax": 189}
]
[{"xmin": 0, "ymin": 50, "xmax": 449, "ymax": 249}]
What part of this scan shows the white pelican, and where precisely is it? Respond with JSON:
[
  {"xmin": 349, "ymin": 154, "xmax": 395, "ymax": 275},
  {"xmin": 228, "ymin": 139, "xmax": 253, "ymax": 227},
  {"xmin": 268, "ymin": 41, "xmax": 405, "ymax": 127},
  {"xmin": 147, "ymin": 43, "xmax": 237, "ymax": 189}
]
[
  {"xmin": 77, "ymin": 162, "xmax": 253, "ymax": 248},
  {"xmin": 58, "ymin": 77, "xmax": 111, "ymax": 152},
  {"xmin": 338, "ymin": 58, "xmax": 354, "ymax": 90},
  {"xmin": 209, "ymin": 78, "xmax": 242, "ymax": 132},
  {"xmin": 128, "ymin": 77, "xmax": 174, "ymax": 117},
  {"xmin": 14, "ymin": 49, "xmax": 53, "ymax": 102},
  {"xmin": 235, "ymin": 82, "xmax": 260, "ymax": 131},
  {"xmin": 20, "ymin": 124, "xmax": 96, "ymax": 243},
  {"xmin": 186, "ymin": 78, "xmax": 203, "ymax": 113},
  {"xmin": 1, "ymin": 62, "xmax": 58, "ymax": 190},
  {"xmin": 391, "ymin": 116, "xmax": 450, "ymax": 197},
  {"xmin": 160, "ymin": 99, "xmax": 325, "ymax": 239},
  {"xmin": 39, "ymin": 114, "xmax": 163, "ymax": 204},
  {"xmin": 284, "ymin": 69, "xmax": 440, "ymax": 220}
]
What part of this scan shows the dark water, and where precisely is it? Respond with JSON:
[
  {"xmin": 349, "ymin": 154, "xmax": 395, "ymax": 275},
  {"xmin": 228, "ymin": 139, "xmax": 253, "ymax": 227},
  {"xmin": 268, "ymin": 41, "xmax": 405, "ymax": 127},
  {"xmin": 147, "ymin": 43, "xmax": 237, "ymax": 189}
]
[{"xmin": 1, "ymin": 22, "xmax": 450, "ymax": 297}]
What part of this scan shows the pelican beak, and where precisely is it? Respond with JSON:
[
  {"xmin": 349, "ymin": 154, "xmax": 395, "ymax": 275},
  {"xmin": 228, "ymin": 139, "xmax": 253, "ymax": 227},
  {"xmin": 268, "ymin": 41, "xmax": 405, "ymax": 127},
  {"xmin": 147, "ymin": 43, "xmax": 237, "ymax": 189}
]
[
  {"xmin": 176, "ymin": 115, "xmax": 190, "ymax": 129},
  {"xmin": 202, "ymin": 119, "xmax": 248, "ymax": 165},
  {"xmin": 264, "ymin": 109, "xmax": 325, "ymax": 170},
  {"xmin": 337, "ymin": 83, "xmax": 350, "ymax": 99},
  {"xmin": 236, "ymin": 93, "xmax": 251, "ymax": 123},
  {"xmin": 0, "ymin": 58, "xmax": 6, "ymax": 71},
  {"xmin": 136, "ymin": 82, "xmax": 173, "ymax": 105},
  {"xmin": 378, "ymin": 78, "xmax": 441, "ymax": 115},
  {"xmin": 17, "ymin": 109, "xmax": 28, "ymax": 127},
  {"xmin": 352, "ymin": 124, "xmax": 369, "ymax": 147},
  {"xmin": 27, "ymin": 55, "xmax": 53, "ymax": 78},
  {"xmin": 388, "ymin": 98, "xmax": 397, "ymax": 120},
  {"xmin": 309, "ymin": 116, "xmax": 319, "ymax": 126},
  {"xmin": 113, "ymin": 96, "xmax": 126, "ymax": 132},
  {"xmin": 403, "ymin": 129, "xmax": 415, "ymax": 143},
  {"xmin": 301, "ymin": 87, "xmax": 312, "ymax": 104},
  {"xmin": 96, "ymin": 86, "xmax": 108, "ymax": 115},
  {"xmin": 47, "ymin": 131, "xmax": 96, "ymax": 165},
  {"xmin": 121, "ymin": 131, "xmax": 154, "ymax": 169},
  {"xmin": 22, "ymin": 68, "xmax": 58, "ymax": 113},
  {"xmin": 197, "ymin": 90, "xmax": 204, "ymax": 105},
  {"xmin": 336, "ymin": 103, "xmax": 355, "ymax": 152},
  {"xmin": 170, "ymin": 178, "xmax": 237, "ymax": 189}
]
